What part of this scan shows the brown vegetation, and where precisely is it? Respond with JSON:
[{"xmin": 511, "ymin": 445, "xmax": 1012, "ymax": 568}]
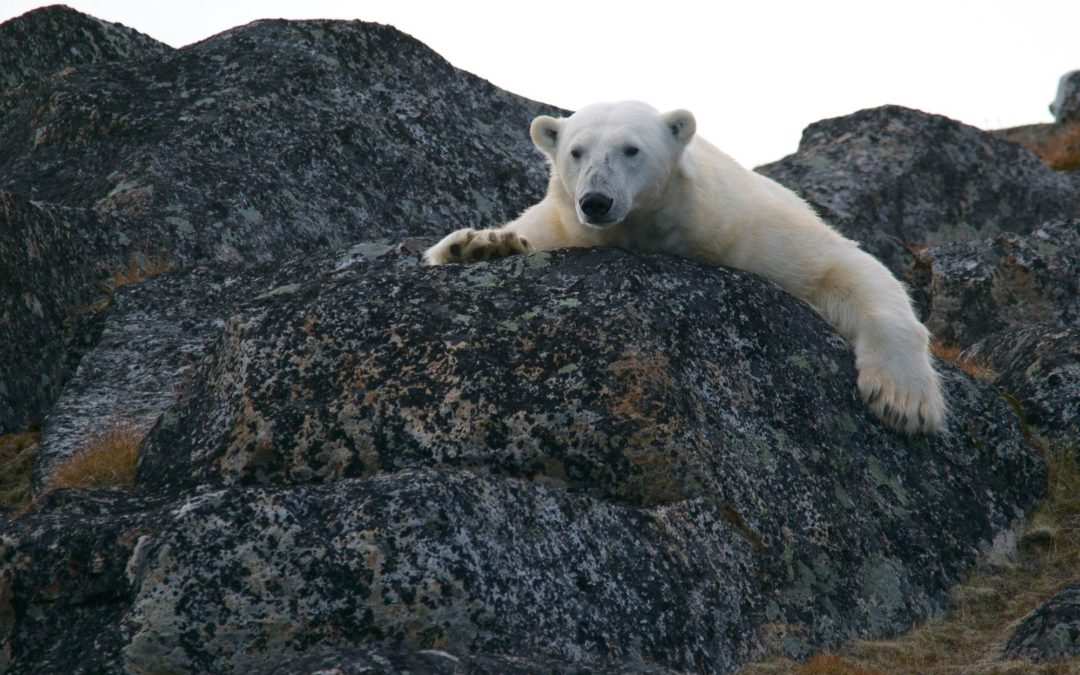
[
  {"xmin": 931, "ymin": 341, "xmax": 999, "ymax": 383},
  {"xmin": 995, "ymin": 122, "xmax": 1080, "ymax": 172},
  {"xmin": 106, "ymin": 253, "xmax": 175, "ymax": 292},
  {"xmin": 45, "ymin": 420, "xmax": 144, "ymax": 493}
]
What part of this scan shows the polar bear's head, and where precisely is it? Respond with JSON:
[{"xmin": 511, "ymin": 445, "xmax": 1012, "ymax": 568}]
[{"xmin": 529, "ymin": 101, "xmax": 696, "ymax": 228}]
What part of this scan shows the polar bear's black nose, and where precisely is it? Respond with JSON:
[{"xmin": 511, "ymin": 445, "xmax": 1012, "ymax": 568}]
[{"xmin": 579, "ymin": 192, "xmax": 613, "ymax": 219}]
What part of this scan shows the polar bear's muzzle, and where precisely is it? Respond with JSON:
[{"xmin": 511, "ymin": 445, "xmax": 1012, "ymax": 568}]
[
  {"xmin": 579, "ymin": 192, "xmax": 614, "ymax": 223},
  {"xmin": 577, "ymin": 191, "xmax": 627, "ymax": 227}
]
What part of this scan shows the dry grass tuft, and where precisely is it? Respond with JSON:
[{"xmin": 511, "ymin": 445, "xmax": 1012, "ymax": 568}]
[
  {"xmin": 106, "ymin": 253, "xmax": 175, "ymax": 293},
  {"xmin": 796, "ymin": 652, "xmax": 884, "ymax": 674},
  {"xmin": 931, "ymin": 341, "xmax": 999, "ymax": 383},
  {"xmin": 0, "ymin": 431, "xmax": 39, "ymax": 510},
  {"xmin": 46, "ymin": 420, "xmax": 144, "ymax": 493},
  {"xmin": 1032, "ymin": 123, "xmax": 1080, "ymax": 171},
  {"xmin": 996, "ymin": 122, "xmax": 1080, "ymax": 172}
]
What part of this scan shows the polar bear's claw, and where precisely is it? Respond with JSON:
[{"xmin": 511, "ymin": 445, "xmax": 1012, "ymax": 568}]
[
  {"xmin": 857, "ymin": 360, "xmax": 945, "ymax": 435},
  {"xmin": 424, "ymin": 228, "xmax": 532, "ymax": 265}
]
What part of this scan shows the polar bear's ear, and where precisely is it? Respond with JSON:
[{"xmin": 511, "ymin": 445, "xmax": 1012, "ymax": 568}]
[
  {"xmin": 662, "ymin": 109, "xmax": 697, "ymax": 146},
  {"xmin": 530, "ymin": 115, "xmax": 563, "ymax": 155}
]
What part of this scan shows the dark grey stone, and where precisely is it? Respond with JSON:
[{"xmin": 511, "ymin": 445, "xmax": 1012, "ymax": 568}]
[
  {"xmin": 1002, "ymin": 583, "xmax": 1080, "ymax": 661},
  {"xmin": 0, "ymin": 8, "xmax": 564, "ymax": 432},
  {"xmin": 0, "ymin": 5, "xmax": 170, "ymax": 95},
  {"xmin": 758, "ymin": 106, "xmax": 1080, "ymax": 275},
  {"xmin": 961, "ymin": 324, "xmax": 1080, "ymax": 446},
  {"xmin": 907, "ymin": 219, "xmax": 1080, "ymax": 348},
  {"xmin": 1051, "ymin": 71, "xmax": 1080, "ymax": 124}
]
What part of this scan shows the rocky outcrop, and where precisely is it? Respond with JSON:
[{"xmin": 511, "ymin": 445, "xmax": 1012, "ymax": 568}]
[
  {"xmin": 5, "ymin": 245, "xmax": 1044, "ymax": 673},
  {"xmin": 961, "ymin": 325, "xmax": 1080, "ymax": 446},
  {"xmin": 0, "ymin": 6, "xmax": 563, "ymax": 432},
  {"xmin": 1002, "ymin": 583, "xmax": 1080, "ymax": 661},
  {"xmin": 0, "ymin": 12, "xmax": 562, "ymax": 258},
  {"xmin": 0, "ymin": 5, "xmax": 170, "ymax": 95},
  {"xmin": 0, "ymin": 6, "xmax": 1071, "ymax": 674},
  {"xmin": 906, "ymin": 219, "xmax": 1080, "ymax": 348},
  {"xmin": 30, "ymin": 261, "xmax": 267, "ymax": 493},
  {"xmin": 758, "ymin": 106, "xmax": 1080, "ymax": 275},
  {"xmin": 1051, "ymin": 71, "xmax": 1080, "ymax": 124}
]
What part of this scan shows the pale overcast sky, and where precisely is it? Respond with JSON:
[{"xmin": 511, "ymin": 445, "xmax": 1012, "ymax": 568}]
[{"xmin": 2, "ymin": 1, "xmax": 1077, "ymax": 167}]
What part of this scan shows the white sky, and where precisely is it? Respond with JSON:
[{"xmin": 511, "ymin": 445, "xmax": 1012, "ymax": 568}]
[{"xmin": 2, "ymin": 1, "xmax": 1077, "ymax": 167}]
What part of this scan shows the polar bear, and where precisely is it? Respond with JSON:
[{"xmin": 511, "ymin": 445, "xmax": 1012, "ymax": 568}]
[{"xmin": 424, "ymin": 101, "xmax": 945, "ymax": 434}]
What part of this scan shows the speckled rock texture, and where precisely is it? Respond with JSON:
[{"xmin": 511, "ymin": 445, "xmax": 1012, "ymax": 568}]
[
  {"xmin": 29, "ymin": 240, "xmax": 416, "ymax": 493},
  {"xmin": 0, "ymin": 6, "xmax": 563, "ymax": 433},
  {"xmin": 907, "ymin": 219, "xmax": 1080, "ymax": 348},
  {"xmin": 264, "ymin": 646, "xmax": 680, "ymax": 674},
  {"xmin": 0, "ymin": 10, "xmax": 562, "ymax": 257},
  {"xmin": 98, "ymin": 246, "xmax": 1038, "ymax": 672},
  {"xmin": 1051, "ymin": 71, "xmax": 1080, "ymax": 124},
  {"xmin": 0, "ymin": 191, "xmax": 123, "ymax": 434},
  {"xmin": 1002, "ymin": 583, "xmax": 1080, "ymax": 661},
  {"xmin": 0, "ymin": 489, "xmax": 169, "ymax": 673},
  {"xmin": 0, "ymin": 246, "xmax": 1047, "ymax": 673},
  {"xmin": 30, "ymin": 262, "xmax": 267, "ymax": 494},
  {"xmin": 0, "ymin": 4, "xmax": 170, "ymax": 95},
  {"xmin": 961, "ymin": 325, "xmax": 1080, "ymax": 446},
  {"xmin": 757, "ymin": 106, "xmax": 1080, "ymax": 275}
]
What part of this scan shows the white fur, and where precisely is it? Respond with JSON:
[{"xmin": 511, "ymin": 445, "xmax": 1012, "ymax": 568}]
[{"xmin": 424, "ymin": 101, "xmax": 946, "ymax": 434}]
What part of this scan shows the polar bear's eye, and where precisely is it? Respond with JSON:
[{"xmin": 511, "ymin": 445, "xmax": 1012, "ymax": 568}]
[
  {"xmin": 570, "ymin": 148, "xmax": 582, "ymax": 160},
  {"xmin": 624, "ymin": 146, "xmax": 640, "ymax": 157}
]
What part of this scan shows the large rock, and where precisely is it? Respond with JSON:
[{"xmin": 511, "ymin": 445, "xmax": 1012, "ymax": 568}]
[
  {"xmin": 0, "ymin": 5, "xmax": 170, "ymax": 95},
  {"xmin": 961, "ymin": 325, "xmax": 1080, "ymax": 446},
  {"xmin": 1001, "ymin": 583, "xmax": 1080, "ymax": 661},
  {"xmin": 0, "ymin": 489, "xmax": 168, "ymax": 673},
  {"xmin": 1051, "ymin": 71, "xmax": 1080, "ymax": 125},
  {"xmin": 0, "ymin": 12, "xmax": 563, "ymax": 261},
  {"xmin": 758, "ymin": 106, "xmax": 1080, "ymax": 275},
  {"xmin": 3, "ymin": 245, "xmax": 1015, "ymax": 672},
  {"xmin": 0, "ymin": 9, "xmax": 564, "ymax": 432},
  {"xmin": 907, "ymin": 219, "xmax": 1080, "ymax": 347}
]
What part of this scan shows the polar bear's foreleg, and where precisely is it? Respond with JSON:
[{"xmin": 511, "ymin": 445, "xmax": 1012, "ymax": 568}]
[{"xmin": 806, "ymin": 250, "xmax": 946, "ymax": 434}]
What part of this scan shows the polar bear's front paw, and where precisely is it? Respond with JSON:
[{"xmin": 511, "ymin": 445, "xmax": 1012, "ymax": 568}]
[
  {"xmin": 857, "ymin": 357, "xmax": 946, "ymax": 435},
  {"xmin": 423, "ymin": 228, "xmax": 532, "ymax": 265}
]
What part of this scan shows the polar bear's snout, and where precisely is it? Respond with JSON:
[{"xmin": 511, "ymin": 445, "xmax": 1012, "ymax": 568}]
[{"xmin": 579, "ymin": 192, "xmax": 613, "ymax": 221}]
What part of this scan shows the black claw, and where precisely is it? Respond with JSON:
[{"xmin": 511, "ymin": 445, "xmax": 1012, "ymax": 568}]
[{"xmin": 449, "ymin": 243, "xmax": 461, "ymax": 258}]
